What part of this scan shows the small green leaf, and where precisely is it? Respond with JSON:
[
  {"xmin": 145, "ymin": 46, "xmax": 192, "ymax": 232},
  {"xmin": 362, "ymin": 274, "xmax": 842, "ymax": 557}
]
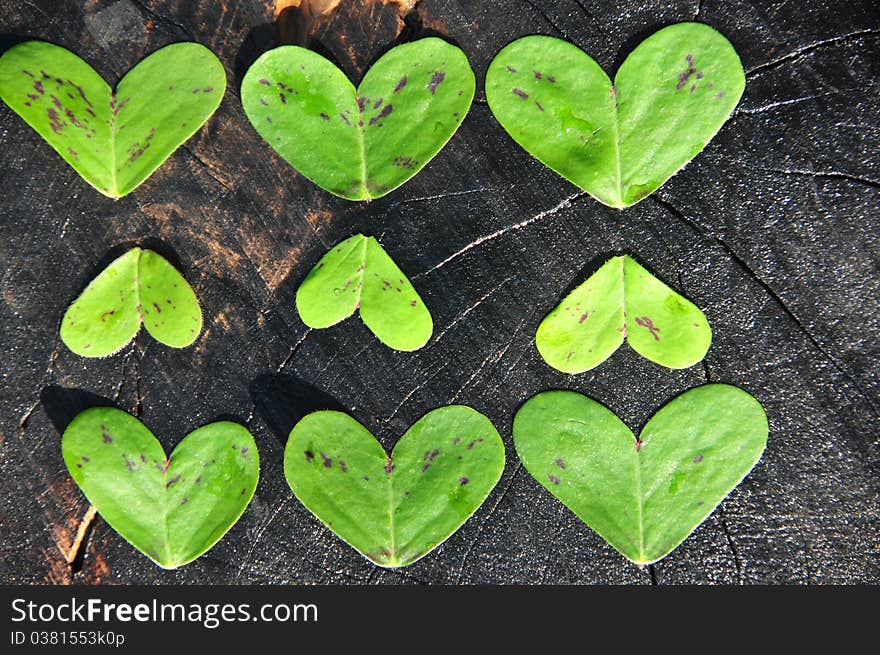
[
  {"xmin": 513, "ymin": 385, "xmax": 768, "ymax": 565},
  {"xmin": 241, "ymin": 37, "xmax": 475, "ymax": 200},
  {"xmin": 62, "ymin": 407, "xmax": 259, "ymax": 568},
  {"xmin": 284, "ymin": 406, "xmax": 505, "ymax": 567},
  {"xmin": 0, "ymin": 41, "xmax": 225, "ymax": 198},
  {"xmin": 60, "ymin": 247, "xmax": 202, "ymax": 357},
  {"xmin": 536, "ymin": 255, "xmax": 711, "ymax": 372},
  {"xmin": 486, "ymin": 23, "xmax": 744, "ymax": 207},
  {"xmin": 296, "ymin": 234, "xmax": 432, "ymax": 351}
]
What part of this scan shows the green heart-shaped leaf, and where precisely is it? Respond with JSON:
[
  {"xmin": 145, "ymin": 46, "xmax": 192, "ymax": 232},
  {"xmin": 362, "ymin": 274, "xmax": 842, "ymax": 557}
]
[
  {"xmin": 284, "ymin": 406, "xmax": 505, "ymax": 567},
  {"xmin": 60, "ymin": 247, "xmax": 202, "ymax": 357},
  {"xmin": 241, "ymin": 37, "xmax": 475, "ymax": 200},
  {"xmin": 536, "ymin": 255, "xmax": 711, "ymax": 372},
  {"xmin": 62, "ymin": 407, "xmax": 259, "ymax": 569},
  {"xmin": 0, "ymin": 41, "xmax": 225, "ymax": 198},
  {"xmin": 486, "ymin": 23, "xmax": 744, "ymax": 207},
  {"xmin": 296, "ymin": 234, "xmax": 433, "ymax": 351},
  {"xmin": 513, "ymin": 385, "xmax": 768, "ymax": 565}
]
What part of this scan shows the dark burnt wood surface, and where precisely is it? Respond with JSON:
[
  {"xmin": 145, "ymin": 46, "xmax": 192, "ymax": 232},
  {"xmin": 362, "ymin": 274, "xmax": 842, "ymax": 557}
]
[{"xmin": 1, "ymin": 0, "xmax": 878, "ymax": 584}]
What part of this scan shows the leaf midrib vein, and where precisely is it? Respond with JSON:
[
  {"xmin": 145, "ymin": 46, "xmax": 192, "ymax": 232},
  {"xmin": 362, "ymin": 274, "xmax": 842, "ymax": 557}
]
[
  {"xmin": 355, "ymin": 91, "xmax": 369, "ymax": 200},
  {"xmin": 620, "ymin": 255, "xmax": 646, "ymax": 561},
  {"xmin": 634, "ymin": 446, "xmax": 646, "ymax": 563},
  {"xmin": 356, "ymin": 235, "xmax": 368, "ymax": 308},
  {"xmin": 162, "ymin": 460, "xmax": 173, "ymax": 566},
  {"xmin": 109, "ymin": 86, "xmax": 120, "ymax": 197},
  {"xmin": 611, "ymin": 84, "xmax": 624, "ymax": 207},
  {"xmin": 387, "ymin": 456, "xmax": 396, "ymax": 565}
]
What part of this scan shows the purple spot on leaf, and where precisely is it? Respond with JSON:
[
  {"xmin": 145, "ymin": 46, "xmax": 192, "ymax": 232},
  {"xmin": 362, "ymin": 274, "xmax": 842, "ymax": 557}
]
[
  {"xmin": 393, "ymin": 156, "xmax": 416, "ymax": 169},
  {"xmin": 635, "ymin": 316, "xmax": 660, "ymax": 341},
  {"xmin": 428, "ymin": 71, "xmax": 445, "ymax": 95},
  {"xmin": 368, "ymin": 104, "xmax": 393, "ymax": 126}
]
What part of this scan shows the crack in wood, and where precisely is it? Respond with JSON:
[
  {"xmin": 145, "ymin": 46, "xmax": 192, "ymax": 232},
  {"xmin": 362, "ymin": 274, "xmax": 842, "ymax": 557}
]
[
  {"xmin": 428, "ymin": 275, "xmax": 515, "ymax": 350},
  {"xmin": 716, "ymin": 505, "xmax": 743, "ymax": 584},
  {"xmin": 416, "ymin": 190, "xmax": 589, "ymax": 278},
  {"xmin": 181, "ymin": 143, "xmax": 237, "ymax": 196},
  {"xmin": 244, "ymin": 329, "xmax": 311, "ymax": 427},
  {"xmin": 650, "ymin": 195, "xmax": 880, "ymax": 420},
  {"xmin": 520, "ymin": 0, "xmax": 574, "ymax": 43},
  {"xmin": 385, "ymin": 361, "xmax": 450, "ymax": 421},
  {"xmin": 734, "ymin": 92, "xmax": 834, "ymax": 116},
  {"xmin": 480, "ymin": 316, "xmax": 530, "ymax": 398},
  {"xmin": 447, "ymin": 335, "xmax": 513, "ymax": 403},
  {"xmin": 18, "ymin": 335, "xmax": 61, "ymax": 429},
  {"xmin": 572, "ymin": 0, "xmax": 596, "ymax": 22},
  {"xmin": 750, "ymin": 166, "xmax": 880, "ymax": 190},
  {"xmin": 454, "ymin": 462, "xmax": 522, "ymax": 584},
  {"xmin": 384, "ymin": 184, "xmax": 516, "ymax": 212},
  {"xmin": 746, "ymin": 28, "xmax": 880, "ymax": 78}
]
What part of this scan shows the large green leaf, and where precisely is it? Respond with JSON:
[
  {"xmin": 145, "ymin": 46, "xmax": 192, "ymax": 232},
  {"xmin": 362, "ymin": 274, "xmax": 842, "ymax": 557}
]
[
  {"xmin": 241, "ymin": 37, "xmax": 475, "ymax": 200},
  {"xmin": 486, "ymin": 23, "xmax": 744, "ymax": 207},
  {"xmin": 0, "ymin": 41, "xmax": 225, "ymax": 198},
  {"xmin": 62, "ymin": 407, "xmax": 259, "ymax": 568},
  {"xmin": 295, "ymin": 234, "xmax": 432, "ymax": 351},
  {"xmin": 60, "ymin": 247, "xmax": 202, "ymax": 357},
  {"xmin": 284, "ymin": 406, "xmax": 505, "ymax": 567},
  {"xmin": 536, "ymin": 255, "xmax": 711, "ymax": 372},
  {"xmin": 513, "ymin": 385, "xmax": 768, "ymax": 565}
]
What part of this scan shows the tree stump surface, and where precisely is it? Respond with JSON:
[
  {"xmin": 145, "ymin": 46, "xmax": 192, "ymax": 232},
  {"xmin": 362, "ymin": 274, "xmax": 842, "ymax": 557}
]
[{"xmin": 1, "ymin": 0, "xmax": 878, "ymax": 584}]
